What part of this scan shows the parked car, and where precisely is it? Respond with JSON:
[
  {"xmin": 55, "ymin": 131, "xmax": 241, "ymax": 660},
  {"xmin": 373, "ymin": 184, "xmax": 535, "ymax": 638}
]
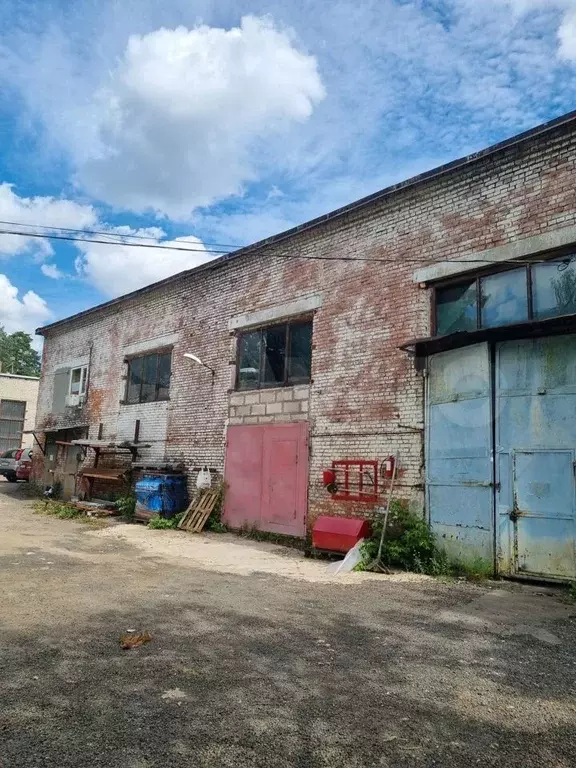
[
  {"xmin": 0, "ymin": 448, "xmax": 32, "ymax": 482},
  {"xmin": 16, "ymin": 452, "xmax": 33, "ymax": 482}
]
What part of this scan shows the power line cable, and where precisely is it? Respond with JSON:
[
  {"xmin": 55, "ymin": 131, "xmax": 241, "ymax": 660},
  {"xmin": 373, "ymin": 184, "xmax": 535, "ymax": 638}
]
[
  {"xmin": 0, "ymin": 219, "xmax": 242, "ymax": 250},
  {"xmin": 0, "ymin": 226, "xmax": 568, "ymax": 267},
  {"xmin": 0, "ymin": 228, "xmax": 230, "ymax": 255}
]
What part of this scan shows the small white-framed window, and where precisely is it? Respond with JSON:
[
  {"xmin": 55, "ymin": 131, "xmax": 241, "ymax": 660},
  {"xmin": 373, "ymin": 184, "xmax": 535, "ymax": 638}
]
[{"xmin": 69, "ymin": 366, "xmax": 88, "ymax": 396}]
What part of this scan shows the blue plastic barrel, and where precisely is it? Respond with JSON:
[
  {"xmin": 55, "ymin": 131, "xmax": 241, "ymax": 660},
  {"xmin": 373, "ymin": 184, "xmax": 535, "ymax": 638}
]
[
  {"xmin": 135, "ymin": 474, "xmax": 189, "ymax": 518},
  {"xmin": 162, "ymin": 475, "xmax": 188, "ymax": 516}
]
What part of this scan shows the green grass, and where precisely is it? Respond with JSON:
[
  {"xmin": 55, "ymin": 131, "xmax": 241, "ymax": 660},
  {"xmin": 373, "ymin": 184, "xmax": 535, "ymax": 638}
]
[
  {"xmin": 147, "ymin": 513, "xmax": 183, "ymax": 530},
  {"xmin": 355, "ymin": 500, "xmax": 494, "ymax": 581},
  {"xmin": 32, "ymin": 500, "xmax": 108, "ymax": 528},
  {"xmin": 449, "ymin": 556, "xmax": 495, "ymax": 581}
]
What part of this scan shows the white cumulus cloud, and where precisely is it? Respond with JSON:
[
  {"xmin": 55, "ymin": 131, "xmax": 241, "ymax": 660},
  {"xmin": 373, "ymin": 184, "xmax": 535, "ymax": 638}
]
[
  {"xmin": 0, "ymin": 183, "xmax": 97, "ymax": 259},
  {"xmin": 0, "ymin": 274, "xmax": 53, "ymax": 337},
  {"xmin": 73, "ymin": 227, "xmax": 212, "ymax": 297},
  {"xmin": 3, "ymin": 0, "xmax": 576, "ymax": 251},
  {"xmin": 75, "ymin": 16, "xmax": 325, "ymax": 218},
  {"xmin": 40, "ymin": 263, "xmax": 65, "ymax": 279},
  {"xmin": 0, "ymin": 184, "xmax": 215, "ymax": 298}
]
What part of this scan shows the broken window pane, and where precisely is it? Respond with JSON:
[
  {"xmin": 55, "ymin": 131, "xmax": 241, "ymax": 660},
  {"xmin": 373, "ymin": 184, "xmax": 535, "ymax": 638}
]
[
  {"xmin": 436, "ymin": 282, "xmax": 478, "ymax": 335},
  {"xmin": 141, "ymin": 354, "xmax": 159, "ymax": 402},
  {"xmin": 237, "ymin": 332, "xmax": 262, "ymax": 390},
  {"xmin": 481, "ymin": 269, "xmax": 528, "ymax": 328},
  {"xmin": 237, "ymin": 319, "xmax": 313, "ymax": 390},
  {"xmin": 288, "ymin": 322, "xmax": 312, "ymax": 382},
  {"xmin": 262, "ymin": 325, "xmax": 287, "ymax": 385},
  {"xmin": 157, "ymin": 353, "xmax": 171, "ymax": 400},
  {"xmin": 533, "ymin": 259, "xmax": 576, "ymax": 319},
  {"xmin": 126, "ymin": 357, "xmax": 143, "ymax": 404}
]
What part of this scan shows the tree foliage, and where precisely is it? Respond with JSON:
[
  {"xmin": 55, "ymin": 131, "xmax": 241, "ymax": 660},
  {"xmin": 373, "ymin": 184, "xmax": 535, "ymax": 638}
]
[{"xmin": 0, "ymin": 328, "xmax": 41, "ymax": 377}]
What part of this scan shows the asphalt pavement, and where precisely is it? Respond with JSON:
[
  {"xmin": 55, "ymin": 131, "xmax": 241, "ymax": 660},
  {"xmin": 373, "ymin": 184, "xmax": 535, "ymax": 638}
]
[{"xmin": 1, "ymin": 479, "xmax": 575, "ymax": 767}]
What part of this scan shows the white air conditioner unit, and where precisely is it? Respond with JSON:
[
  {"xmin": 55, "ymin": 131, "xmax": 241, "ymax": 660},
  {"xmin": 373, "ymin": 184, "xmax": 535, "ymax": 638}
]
[{"xmin": 65, "ymin": 394, "xmax": 80, "ymax": 408}]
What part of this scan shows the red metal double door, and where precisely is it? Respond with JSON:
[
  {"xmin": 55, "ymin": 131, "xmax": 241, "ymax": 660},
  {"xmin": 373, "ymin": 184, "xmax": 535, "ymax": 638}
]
[{"xmin": 224, "ymin": 422, "xmax": 308, "ymax": 537}]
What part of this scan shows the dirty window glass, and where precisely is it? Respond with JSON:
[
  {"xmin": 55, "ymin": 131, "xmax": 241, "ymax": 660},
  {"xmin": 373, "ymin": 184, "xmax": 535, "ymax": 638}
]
[
  {"xmin": 262, "ymin": 325, "xmax": 287, "ymax": 386},
  {"xmin": 237, "ymin": 332, "xmax": 262, "ymax": 390},
  {"xmin": 533, "ymin": 259, "xmax": 576, "ymax": 319},
  {"xmin": 126, "ymin": 357, "xmax": 144, "ymax": 404},
  {"xmin": 436, "ymin": 282, "xmax": 478, "ymax": 335},
  {"xmin": 0, "ymin": 400, "xmax": 25, "ymax": 420},
  {"xmin": 288, "ymin": 322, "xmax": 312, "ymax": 382},
  {"xmin": 0, "ymin": 401, "xmax": 25, "ymax": 454},
  {"xmin": 237, "ymin": 319, "xmax": 313, "ymax": 390},
  {"xmin": 141, "ymin": 355, "xmax": 159, "ymax": 402},
  {"xmin": 126, "ymin": 352, "xmax": 172, "ymax": 404},
  {"xmin": 157, "ymin": 353, "xmax": 171, "ymax": 400},
  {"xmin": 481, "ymin": 269, "xmax": 528, "ymax": 328}
]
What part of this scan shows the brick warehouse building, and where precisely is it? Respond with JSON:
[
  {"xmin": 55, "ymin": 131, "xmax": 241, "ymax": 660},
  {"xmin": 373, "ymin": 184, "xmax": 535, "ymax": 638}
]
[{"xmin": 34, "ymin": 110, "xmax": 576, "ymax": 581}]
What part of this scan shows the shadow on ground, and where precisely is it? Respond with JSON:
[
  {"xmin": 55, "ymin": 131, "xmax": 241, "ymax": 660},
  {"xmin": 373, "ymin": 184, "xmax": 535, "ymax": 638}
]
[{"xmin": 1, "ymin": 549, "xmax": 576, "ymax": 768}]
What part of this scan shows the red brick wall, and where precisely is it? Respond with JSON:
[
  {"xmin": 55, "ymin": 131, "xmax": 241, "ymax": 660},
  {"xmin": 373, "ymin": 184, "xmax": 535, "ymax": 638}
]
[{"xmin": 36, "ymin": 122, "xmax": 576, "ymax": 525}]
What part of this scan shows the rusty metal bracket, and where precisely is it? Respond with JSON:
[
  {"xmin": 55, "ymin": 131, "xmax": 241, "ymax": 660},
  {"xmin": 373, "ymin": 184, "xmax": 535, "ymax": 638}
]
[{"xmin": 31, "ymin": 432, "xmax": 46, "ymax": 456}]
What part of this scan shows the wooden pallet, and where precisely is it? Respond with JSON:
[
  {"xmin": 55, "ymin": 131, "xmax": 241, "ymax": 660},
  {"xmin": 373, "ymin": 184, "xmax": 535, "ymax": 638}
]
[{"xmin": 178, "ymin": 490, "xmax": 220, "ymax": 533}]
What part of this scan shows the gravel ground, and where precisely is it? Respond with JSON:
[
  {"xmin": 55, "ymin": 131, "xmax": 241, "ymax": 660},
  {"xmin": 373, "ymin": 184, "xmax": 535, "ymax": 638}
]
[{"xmin": 1, "ymin": 480, "xmax": 576, "ymax": 767}]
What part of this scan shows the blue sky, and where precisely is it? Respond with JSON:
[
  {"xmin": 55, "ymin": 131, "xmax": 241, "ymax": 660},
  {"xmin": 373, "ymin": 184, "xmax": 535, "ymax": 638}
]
[{"xmin": 1, "ymin": 0, "xmax": 576, "ymax": 342}]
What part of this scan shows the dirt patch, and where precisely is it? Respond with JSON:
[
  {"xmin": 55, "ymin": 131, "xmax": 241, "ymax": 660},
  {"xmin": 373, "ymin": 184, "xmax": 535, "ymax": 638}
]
[
  {"xmin": 95, "ymin": 524, "xmax": 431, "ymax": 584},
  {"xmin": 1, "ymin": 480, "xmax": 576, "ymax": 767}
]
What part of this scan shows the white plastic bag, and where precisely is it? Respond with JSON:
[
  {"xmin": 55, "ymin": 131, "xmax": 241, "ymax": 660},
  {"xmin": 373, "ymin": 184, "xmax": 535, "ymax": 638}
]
[
  {"xmin": 326, "ymin": 539, "xmax": 365, "ymax": 574},
  {"xmin": 196, "ymin": 466, "xmax": 212, "ymax": 489}
]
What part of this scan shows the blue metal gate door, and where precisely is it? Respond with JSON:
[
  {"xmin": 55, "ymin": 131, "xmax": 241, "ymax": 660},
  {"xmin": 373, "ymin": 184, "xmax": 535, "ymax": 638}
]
[
  {"xmin": 427, "ymin": 343, "xmax": 494, "ymax": 566},
  {"xmin": 496, "ymin": 336, "xmax": 576, "ymax": 579}
]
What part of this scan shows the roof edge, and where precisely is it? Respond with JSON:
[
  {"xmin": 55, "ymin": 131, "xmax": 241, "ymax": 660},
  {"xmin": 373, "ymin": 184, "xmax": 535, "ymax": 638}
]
[
  {"xmin": 37, "ymin": 108, "xmax": 576, "ymax": 336},
  {"xmin": 0, "ymin": 373, "xmax": 40, "ymax": 380}
]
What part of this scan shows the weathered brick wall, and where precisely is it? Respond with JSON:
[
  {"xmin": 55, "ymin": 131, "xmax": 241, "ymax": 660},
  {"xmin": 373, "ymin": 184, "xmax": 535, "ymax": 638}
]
[
  {"xmin": 0, "ymin": 374, "xmax": 39, "ymax": 452},
  {"xmin": 36, "ymin": 122, "xmax": 576, "ymax": 524}
]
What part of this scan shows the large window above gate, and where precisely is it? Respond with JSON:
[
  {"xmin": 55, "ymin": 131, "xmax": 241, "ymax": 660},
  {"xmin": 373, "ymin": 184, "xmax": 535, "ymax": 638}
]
[
  {"xmin": 236, "ymin": 319, "xmax": 312, "ymax": 391},
  {"xmin": 434, "ymin": 258, "xmax": 576, "ymax": 336}
]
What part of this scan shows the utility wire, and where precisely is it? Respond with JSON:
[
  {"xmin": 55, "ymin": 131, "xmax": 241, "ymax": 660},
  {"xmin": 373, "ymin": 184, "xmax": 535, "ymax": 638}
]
[
  {"xmin": 0, "ymin": 225, "xmax": 570, "ymax": 267},
  {"xmin": 0, "ymin": 219, "xmax": 242, "ymax": 250},
  {"xmin": 0, "ymin": 228, "xmax": 230, "ymax": 255}
]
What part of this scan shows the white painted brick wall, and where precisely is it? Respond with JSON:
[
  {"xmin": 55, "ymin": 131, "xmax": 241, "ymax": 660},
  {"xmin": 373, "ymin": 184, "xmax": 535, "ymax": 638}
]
[{"xmin": 116, "ymin": 401, "xmax": 168, "ymax": 461}]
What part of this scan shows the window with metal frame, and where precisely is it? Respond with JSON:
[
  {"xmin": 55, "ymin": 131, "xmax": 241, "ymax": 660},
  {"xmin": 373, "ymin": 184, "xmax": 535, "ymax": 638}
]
[
  {"xmin": 532, "ymin": 259, "xmax": 576, "ymax": 319},
  {"xmin": 236, "ymin": 319, "xmax": 313, "ymax": 391},
  {"xmin": 125, "ymin": 351, "xmax": 172, "ymax": 404},
  {"xmin": 0, "ymin": 400, "xmax": 26, "ymax": 453},
  {"xmin": 434, "ymin": 257, "xmax": 576, "ymax": 336}
]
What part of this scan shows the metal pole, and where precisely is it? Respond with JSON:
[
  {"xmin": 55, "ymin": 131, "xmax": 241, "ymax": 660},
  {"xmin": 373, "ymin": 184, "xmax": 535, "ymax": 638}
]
[{"xmin": 374, "ymin": 454, "xmax": 399, "ymax": 570}]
